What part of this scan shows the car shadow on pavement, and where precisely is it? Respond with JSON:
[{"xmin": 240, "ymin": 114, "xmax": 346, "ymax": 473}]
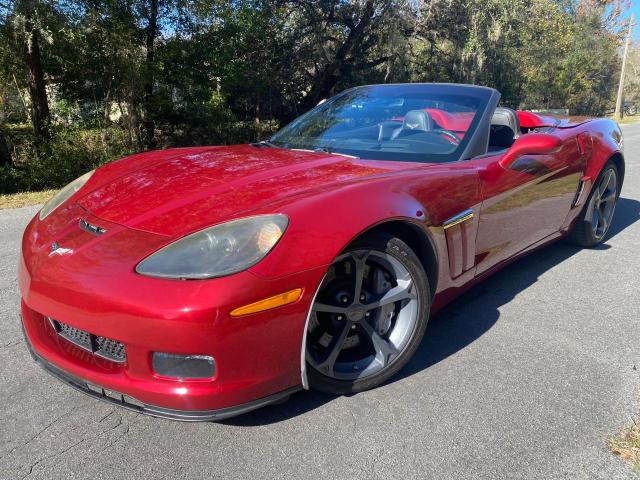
[{"xmin": 223, "ymin": 197, "xmax": 640, "ymax": 427}]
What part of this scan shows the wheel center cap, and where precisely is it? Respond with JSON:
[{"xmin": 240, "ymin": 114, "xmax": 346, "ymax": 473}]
[{"xmin": 347, "ymin": 306, "xmax": 366, "ymax": 322}]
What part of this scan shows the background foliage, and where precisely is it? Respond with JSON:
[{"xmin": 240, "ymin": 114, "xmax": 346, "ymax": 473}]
[{"xmin": 0, "ymin": 0, "xmax": 630, "ymax": 193}]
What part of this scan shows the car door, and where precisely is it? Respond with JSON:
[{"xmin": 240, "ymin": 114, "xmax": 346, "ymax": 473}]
[{"xmin": 469, "ymin": 135, "xmax": 585, "ymax": 276}]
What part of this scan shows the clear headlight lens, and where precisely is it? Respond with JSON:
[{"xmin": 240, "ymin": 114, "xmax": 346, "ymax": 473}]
[
  {"xmin": 135, "ymin": 214, "xmax": 288, "ymax": 279},
  {"xmin": 39, "ymin": 170, "xmax": 95, "ymax": 220}
]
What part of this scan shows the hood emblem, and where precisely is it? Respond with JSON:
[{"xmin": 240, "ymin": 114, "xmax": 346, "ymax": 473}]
[
  {"xmin": 79, "ymin": 218, "xmax": 106, "ymax": 236},
  {"xmin": 49, "ymin": 242, "xmax": 73, "ymax": 257}
]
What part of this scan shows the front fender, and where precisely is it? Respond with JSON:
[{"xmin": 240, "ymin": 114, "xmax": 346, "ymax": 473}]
[
  {"xmin": 249, "ymin": 177, "xmax": 430, "ymax": 279},
  {"xmin": 583, "ymin": 119, "xmax": 624, "ymax": 185},
  {"xmin": 248, "ymin": 163, "xmax": 481, "ymax": 289}
]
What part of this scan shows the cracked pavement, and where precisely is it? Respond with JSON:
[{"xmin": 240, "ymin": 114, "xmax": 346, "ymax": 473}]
[{"xmin": 1, "ymin": 123, "xmax": 640, "ymax": 479}]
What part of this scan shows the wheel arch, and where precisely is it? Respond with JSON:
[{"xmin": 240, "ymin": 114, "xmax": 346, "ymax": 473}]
[
  {"xmin": 581, "ymin": 119, "xmax": 625, "ymax": 192},
  {"xmin": 608, "ymin": 151, "xmax": 625, "ymax": 194},
  {"xmin": 350, "ymin": 219, "xmax": 439, "ymax": 300}
]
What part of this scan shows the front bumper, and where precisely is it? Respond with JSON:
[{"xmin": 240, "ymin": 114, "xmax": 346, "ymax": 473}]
[
  {"xmin": 24, "ymin": 329, "xmax": 300, "ymax": 421},
  {"xmin": 19, "ymin": 204, "xmax": 326, "ymax": 420}
]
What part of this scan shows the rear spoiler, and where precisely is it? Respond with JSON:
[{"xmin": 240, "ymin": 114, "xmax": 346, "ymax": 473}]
[{"xmin": 517, "ymin": 111, "xmax": 594, "ymax": 129}]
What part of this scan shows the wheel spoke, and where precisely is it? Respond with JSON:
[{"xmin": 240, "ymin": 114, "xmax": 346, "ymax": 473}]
[
  {"xmin": 313, "ymin": 303, "xmax": 348, "ymax": 314},
  {"xmin": 359, "ymin": 320, "xmax": 399, "ymax": 366},
  {"xmin": 598, "ymin": 208, "xmax": 609, "ymax": 233},
  {"xmin": 367, "ymin": 281, "xmax": 416, "ymax": 308},
  {"xmin": 599, "ymin": 190, "xmax": 616, "ymax": 204},
  {"xmin": 598, "ymin": 170, "xmax": 612, "ymax": 196},
  {"xmin": 591, "ymin": 207, "xmax": 600, "ymax": 235},
  {"xmin": 314, "ymin": 321, "xmax": 352, "ymax": 376},
  {"xmin": 592, "ymin": 202, "xmax": 607, "ymax": 235},
  {"xmin": 350, "ymin": 252, "xmax": 369, "ymax": 301}
]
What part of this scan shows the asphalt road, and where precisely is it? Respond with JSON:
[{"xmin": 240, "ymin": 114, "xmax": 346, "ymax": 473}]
[{"xmin": 1, "ymin": 125, "xmax": 640, "ymax": 480}]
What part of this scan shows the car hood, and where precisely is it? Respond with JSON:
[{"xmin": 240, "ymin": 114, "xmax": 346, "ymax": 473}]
[{"xmin": 77, "ymin": 145, "xmax": 401, "ymax": 237}]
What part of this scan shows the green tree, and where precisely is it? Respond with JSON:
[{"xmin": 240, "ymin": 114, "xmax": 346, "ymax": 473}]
[{"xmin": 0, "ymin": 0, "xmax": 630, "ymax": 193}]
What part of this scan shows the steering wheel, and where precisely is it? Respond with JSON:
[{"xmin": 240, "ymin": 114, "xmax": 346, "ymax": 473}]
[{"xmin": 434, "ymin": 129, "xmax": 461, "ymax": 145}]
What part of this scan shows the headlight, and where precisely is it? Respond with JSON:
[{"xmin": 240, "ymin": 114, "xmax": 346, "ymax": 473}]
[
  {"xmin": 39, "ymin": 170, "xmax": 95, "ymax": 220},
  {"xmin": 135, "ymin": 214, "xmax": 288, "ymax": 279}
]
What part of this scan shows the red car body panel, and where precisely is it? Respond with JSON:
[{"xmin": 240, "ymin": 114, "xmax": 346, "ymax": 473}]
[
  {"xmin": 78, "ymin": 145, "xmax": 407, "ymax": 237},
  {"xmin": 18, "ymin": 97, "xmax": 624, "ymax": 419},
  {"xmin": 19, "ymin": 202, "xmax": 327, "ymax": 410}
]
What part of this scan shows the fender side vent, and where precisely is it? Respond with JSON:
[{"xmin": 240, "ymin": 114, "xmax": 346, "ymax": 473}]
[{"xmin": 572, "ymin": 178, "xmax": 589, "ymax": 208}]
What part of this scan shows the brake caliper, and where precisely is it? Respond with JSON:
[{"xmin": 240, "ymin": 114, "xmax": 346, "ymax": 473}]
[{"xmin": 371, "ymin": 267, "xmax": 395, "ymax": 336}]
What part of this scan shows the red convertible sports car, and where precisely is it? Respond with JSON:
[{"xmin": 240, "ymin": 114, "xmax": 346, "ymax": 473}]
[{"xmin": 19, "ymin": 83, "xmax": 624, "ymax": 421}]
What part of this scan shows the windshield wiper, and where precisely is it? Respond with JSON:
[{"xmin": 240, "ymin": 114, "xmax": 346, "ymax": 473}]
[
  {"xmin": 311, "ymin": 145, "xmax": 359, "ymax": 159},
  {"xmin": 251, "ymin": 140, "xmax": 279, "ymax": 148},
  {"xmin": 313, "ymin": 146, "xmax": 332, "ymax": 154}
]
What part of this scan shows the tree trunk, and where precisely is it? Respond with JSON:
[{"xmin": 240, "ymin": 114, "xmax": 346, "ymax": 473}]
[
  {"xmin": 143, "ymin": 0, "xmax": 158, "ymax": 150},
  {"xmin": 23, "ymin": 1, "xmax": 50, "ymax": 141},
  {"xmin": 131, "ymin": 101, "xmax": 143, "ymax": 151},
  {"xmin": 0, "ymin": 130, "xmax": 11, "ymax": 167},
  {"xmin": 300, "ymin": 0, "xmax": 376, "ymax": 111}
]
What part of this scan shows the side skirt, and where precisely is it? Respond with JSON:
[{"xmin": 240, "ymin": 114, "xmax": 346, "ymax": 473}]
[{"xmin": 431, "ymin": 230, "xmax": 565, "ymax": 314}]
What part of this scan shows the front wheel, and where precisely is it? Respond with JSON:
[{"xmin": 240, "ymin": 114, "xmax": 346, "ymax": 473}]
[
  {"xmin": 570, "ymin": 161, "xmax": 619, "ymax": 247},
  {"xmin": 305, "ymin": 233, "xmax": 430, "ymax": 394}
]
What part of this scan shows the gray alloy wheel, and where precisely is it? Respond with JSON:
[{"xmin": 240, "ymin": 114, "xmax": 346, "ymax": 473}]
[
  {"xmin": 571, "ymin": 161, "xmax": 619, "ymax": 247},
  {"xmin": 305, "ymin": 233, "xmax": 429, "ymax": 394},
  {"xmin": 588, "ymin": 167, "xmax": 617, "ymax": 241}
]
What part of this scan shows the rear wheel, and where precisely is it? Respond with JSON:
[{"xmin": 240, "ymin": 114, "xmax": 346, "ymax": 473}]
[
  {"xmin": 306, "ymin": 233, "xmax": 429, "ymax": 394},
  {"xmin": 570, "ymin": 161, "xmax": 619, "ymax": 247}
]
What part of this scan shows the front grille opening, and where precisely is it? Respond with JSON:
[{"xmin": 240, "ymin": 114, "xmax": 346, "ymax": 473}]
[
  {"xmin": 48, "ymin": 318, "xmax": 126, "ymax": 363},
  {"xmin": 95, "ymin": 336, "xmax": 126, "ymax": 363}
]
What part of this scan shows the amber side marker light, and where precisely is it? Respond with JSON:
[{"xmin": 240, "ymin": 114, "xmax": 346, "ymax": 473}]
[{"xmin": 230, "ymin": 288, "xmax": 303, "ymax": 317}]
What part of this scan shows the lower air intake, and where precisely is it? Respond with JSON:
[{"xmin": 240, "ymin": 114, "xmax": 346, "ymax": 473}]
[{"xmin": 49, "ymin": 318, "xmax": 126, "ymax": 363}]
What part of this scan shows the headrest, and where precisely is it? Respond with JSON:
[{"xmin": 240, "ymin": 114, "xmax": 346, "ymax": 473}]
[
  {"xmin": 491, "ymin": 107, "xmax": 520, "ymax": 137},
  {"xmin": 402, "ymin": 110, "xmax": 433, "ymax": 132}
]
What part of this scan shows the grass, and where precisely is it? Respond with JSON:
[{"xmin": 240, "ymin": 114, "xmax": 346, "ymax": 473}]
[
  {"xmin": 608, "ymin": 423, "xmax": 640, "ymax": 471},
  {"xmin": 609, "ymin": 115, "xmax": 640, "ymax": 125},
  {"xmin": 0, "ymin": 190, "xmax": 56, "ymax": 209}
]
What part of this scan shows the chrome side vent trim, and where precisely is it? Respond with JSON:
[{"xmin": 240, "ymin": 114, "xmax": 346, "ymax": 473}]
[
  {"xmin": 442, "ymin": 208, "xmax": 477, "ymax": 278},
  {"xmin": 79, "ymin": 219, "xmax": 107, "ymax": 236},
  {"xmin": 572, "ymin": 177, "xmax": 591, "ymax": 208},
  {"xmin": 443, "ymin": 209, "xmax": 474, "ymax": 230}
]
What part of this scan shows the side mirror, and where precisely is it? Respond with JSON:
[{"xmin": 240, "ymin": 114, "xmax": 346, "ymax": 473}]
[{"xmin": 499, "ymin": 133, "xmax": 563, "ymax": 168}]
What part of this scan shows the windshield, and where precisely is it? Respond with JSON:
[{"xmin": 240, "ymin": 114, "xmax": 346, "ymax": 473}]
[{"xmin": 270, "ymin": 84, "xmax": 493, "ymax": 163}]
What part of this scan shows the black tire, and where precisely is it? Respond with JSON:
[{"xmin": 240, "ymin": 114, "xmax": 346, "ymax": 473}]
[
  {"xmin": 306, "ymin": 232, "xmax": 430, "ymax": 395},
  {"xmin": 570, "ymin": 161, "xmax": 619, "ymax": 247}
]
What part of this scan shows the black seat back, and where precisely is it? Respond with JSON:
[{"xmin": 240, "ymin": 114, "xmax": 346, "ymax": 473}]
[{"xmin": 488, "ymin": 107, "xmax": 521, "ymax": 151}]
